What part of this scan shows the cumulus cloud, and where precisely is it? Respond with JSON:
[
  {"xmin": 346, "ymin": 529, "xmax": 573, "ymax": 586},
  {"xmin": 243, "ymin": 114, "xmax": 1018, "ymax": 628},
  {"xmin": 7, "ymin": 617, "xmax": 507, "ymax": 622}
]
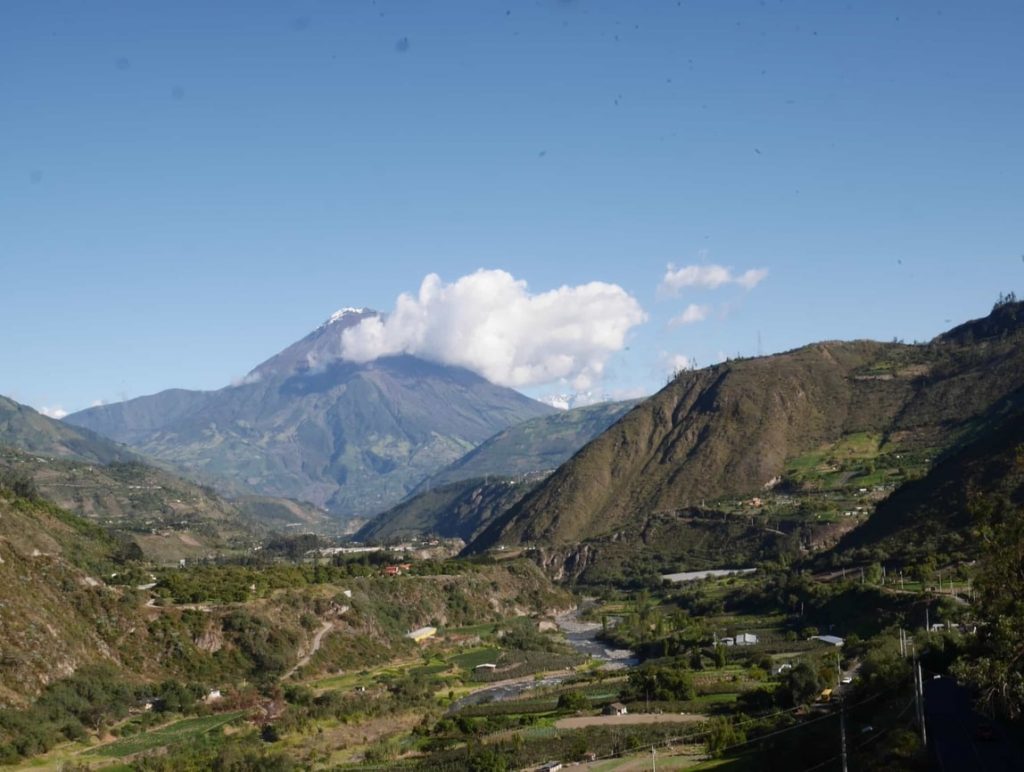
[
  {"xmin": 662, "ymin": 352, "xmax": 694, "ymax": 375},
  {"xmin": 39, "ymin": 405, "xmax": 68, "ymax": 419},
  {"xmin": 340, "ymin": 269, "xmax": 647, "ymax": 390},
  {"xmin": 670, "ymin": 303, "xmax": 712, "ymax": 326},
  {"xmin": 659, "ymin": 262, "xmax": 768, "ymax": 295}
]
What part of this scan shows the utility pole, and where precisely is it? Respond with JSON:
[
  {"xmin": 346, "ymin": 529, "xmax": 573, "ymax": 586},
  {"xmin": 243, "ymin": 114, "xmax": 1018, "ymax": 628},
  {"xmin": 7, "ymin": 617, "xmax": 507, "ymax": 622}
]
[
  {"xmin": 900, "ymin": 571, "xmax": 904, "ymax": 591},
  {"xmin": 651, "ymin": 745, "xmax": 657, "ymax": 772},
  {"xmin": 926, "ymin": 607, "xmax": 930, "ymax": 633},
  {"xmin": 913, "ymin": 655, "xmax": 923, "ymax": 736},
  {"xmin": 839, "ymin": 697, "xmax": 849, "ymax": 772},
  {"xmin": 917, "ymin": 660, "xmax": 928, "ymax": 748}
]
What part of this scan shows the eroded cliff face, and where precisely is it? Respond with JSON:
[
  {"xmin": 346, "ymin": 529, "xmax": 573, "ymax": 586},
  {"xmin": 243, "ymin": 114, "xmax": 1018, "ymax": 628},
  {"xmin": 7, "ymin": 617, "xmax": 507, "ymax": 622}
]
[{"xmin": 533, "ymin": 543, "xmax": 599, "ymax": 583}]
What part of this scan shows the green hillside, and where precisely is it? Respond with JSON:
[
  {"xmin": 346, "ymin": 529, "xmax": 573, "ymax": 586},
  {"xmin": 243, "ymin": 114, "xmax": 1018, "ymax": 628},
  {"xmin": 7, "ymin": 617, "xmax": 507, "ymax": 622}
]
[
  {"xmin": 829, "ymin": 385, "xmax": 1024, "ymax": 565},
  {"xmin": 418, "ymin": 399, "xmax": 640, "ymax": 490},
  {"xmin": 0, "ymin": 395, "xmax": 137, "ymax": 464},
  {"xmin": 467, "ymin": 303, "xmax": 1024, "ymax": 579},
  {"xmin": 355, "ymin": 475, "xmax": 542, "ymax": 544}
]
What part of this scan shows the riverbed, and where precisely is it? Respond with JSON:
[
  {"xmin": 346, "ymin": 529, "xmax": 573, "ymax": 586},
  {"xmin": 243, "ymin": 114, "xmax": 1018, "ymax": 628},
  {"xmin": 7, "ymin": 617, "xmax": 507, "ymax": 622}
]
[{"xmin": 448, "ymin": 607, "xmax": 637, "ymax": 712}]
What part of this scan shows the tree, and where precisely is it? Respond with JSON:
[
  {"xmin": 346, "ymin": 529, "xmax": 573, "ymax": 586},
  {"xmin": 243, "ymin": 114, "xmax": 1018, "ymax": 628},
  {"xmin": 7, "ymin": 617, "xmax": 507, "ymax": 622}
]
[
  {"xmin": 993, "ymin": 290, "xmax": 1018, "ymax": 310},
  {"xmin": 705, "ymin": 717, "xmax": 745, "ymax": 757},
  {"xmin": 713, "ymin": 644, "xmax": 728, "ymax": 668},
  {"xmin": 953, "ymin": 492, "xmax": 1024, "ymax": 719},
  {"xmin": 557, "ymin": 691, "xmax": 588, "ymax": 711},
  {"xmin": 779, "ymin": 662, "xmax": 822, "ymax": 707}
]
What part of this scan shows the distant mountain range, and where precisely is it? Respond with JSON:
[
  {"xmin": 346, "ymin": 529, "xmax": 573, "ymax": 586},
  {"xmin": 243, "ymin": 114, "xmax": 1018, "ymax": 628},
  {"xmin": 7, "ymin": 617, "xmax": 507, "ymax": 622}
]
[
  {"xmin": 0, "ymin": 396, "xmax": 341, "ymax": 561},
  {"xmin": 355, "ymin": 476, "xmax": 542, "ymax": 544},
  {"xmin": 354, "ymin": 400, "xmax": 641, "ymax": 543},
  {"xmin": 65, "ymin": 309, "xmax": 556, "ymax": 518},
  {"xmin": 465, "ymin": 302, "xmax": 1024, "ymax": 576},
  {"xmin": 416, "ymin": 399, "xmax": 640, "ymax": 491}
]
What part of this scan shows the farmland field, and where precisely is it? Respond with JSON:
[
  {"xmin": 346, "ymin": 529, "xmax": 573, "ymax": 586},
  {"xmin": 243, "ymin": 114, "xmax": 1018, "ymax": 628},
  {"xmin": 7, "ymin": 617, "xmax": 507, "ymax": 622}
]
[{"xmin": 87, "ymin": 711, "xmax": 247, "ymax": 759}]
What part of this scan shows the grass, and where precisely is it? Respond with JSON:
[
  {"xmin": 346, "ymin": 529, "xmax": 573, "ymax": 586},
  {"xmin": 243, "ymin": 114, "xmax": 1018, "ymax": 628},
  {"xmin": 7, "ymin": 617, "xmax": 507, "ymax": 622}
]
[
  {"xmin": 449, "ymin": 646, "xmax": 502, "ymax": 670},
  {"xmin": 86, "ymin": 711, "xmax": 247, "ymax": 759},
  {"xmin": 447, "ymin": 621, "xmax": 499, "ymax": 636}
]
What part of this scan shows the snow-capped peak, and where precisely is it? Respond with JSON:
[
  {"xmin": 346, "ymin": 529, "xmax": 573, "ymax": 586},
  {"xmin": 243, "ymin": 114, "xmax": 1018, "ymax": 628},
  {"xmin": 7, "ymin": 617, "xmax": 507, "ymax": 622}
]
[
  {"xmin": 537, "ymin": 391, "xmax": 606, "ymax": 411},
  {"xmin": 327, "ymin": 307, "xmax": 370, "ymax": 324},
  {"xmin": 318, "ymin": 307, "xmax": 377, "ymax": 330}
]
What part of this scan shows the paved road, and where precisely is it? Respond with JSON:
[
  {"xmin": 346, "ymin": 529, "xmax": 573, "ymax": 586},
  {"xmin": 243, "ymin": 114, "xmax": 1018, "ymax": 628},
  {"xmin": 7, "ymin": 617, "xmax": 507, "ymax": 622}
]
[{"xmin": 925, "ymin": 676, "xmax": 1024, "ymax": 771}]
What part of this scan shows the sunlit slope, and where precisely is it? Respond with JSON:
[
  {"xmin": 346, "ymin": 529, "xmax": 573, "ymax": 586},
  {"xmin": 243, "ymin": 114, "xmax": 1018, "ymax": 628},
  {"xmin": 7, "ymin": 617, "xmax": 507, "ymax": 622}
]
[
  {"xmin": 419, "ymin": 399, "xmax": 640, "ymax": 491},
  {"xmin": 832, "ymin": 385, "xmax": 1024, "ymax": 563},
  {"xmin": 469, "ymin": 303, "xmax": 1024, "ymax": 553},
  {"xmin": 0, "ymin": 395, "xmax": 138, "ymax": 464}
]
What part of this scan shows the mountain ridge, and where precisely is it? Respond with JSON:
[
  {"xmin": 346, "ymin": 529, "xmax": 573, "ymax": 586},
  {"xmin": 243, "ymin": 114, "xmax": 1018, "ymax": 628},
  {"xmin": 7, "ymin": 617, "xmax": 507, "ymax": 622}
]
[
  {"xmin": 466, "ymin": 304, "xmax": 1024, "ymax": 569},
  {"xmin": 65, "ymin": 312, "xmax": 556, "ymax": 517}
]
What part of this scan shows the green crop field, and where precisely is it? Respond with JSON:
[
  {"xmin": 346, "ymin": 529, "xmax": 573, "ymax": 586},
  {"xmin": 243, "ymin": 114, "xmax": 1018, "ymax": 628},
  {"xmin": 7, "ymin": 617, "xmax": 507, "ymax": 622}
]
[
  {"xmin": 88, "ymin": 711, "xmax": 247, "ymax": 758},
  {"xmin": 449, "ymin": 646, "xmax": 502, "ymax": 670}
]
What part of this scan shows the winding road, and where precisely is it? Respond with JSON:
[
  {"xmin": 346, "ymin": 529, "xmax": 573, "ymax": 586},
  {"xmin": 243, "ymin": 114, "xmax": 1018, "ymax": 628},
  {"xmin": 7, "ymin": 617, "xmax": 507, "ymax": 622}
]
[{"xmin": 285, "ymin": 620, "xmax": 336, "ymax": 680}]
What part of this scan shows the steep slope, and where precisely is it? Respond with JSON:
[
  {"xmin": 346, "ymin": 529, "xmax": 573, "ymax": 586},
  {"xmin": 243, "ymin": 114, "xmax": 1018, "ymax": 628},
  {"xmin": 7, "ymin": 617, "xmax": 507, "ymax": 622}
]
[
  {"xmin": 0, "ymin": 447, "xmax": 331, "ymax": 562},
  {"xmin": 418, "ymin": 399, "xmax": 640, "ymax": 490},
  {"xmin": 0, "ymin": 395, "xmax": 137, "ymax": 464},
  {"xmin": 0, "ymin": 484, "xmax": 145, "ymax": 707},
  {"xmin": 355, "ymin": 476, "xmax": 542, "ymax": 544},
  {"xmin": 468, "ymin": 303, "xmax": 1024, "ymax": 564},
  {"xmin": 830, "ymin": 385, "xmax": 1024, "ymax": 564},
  {"xmin": 66, "ymin": 310, "xmax": 555, "ymax": 518}
]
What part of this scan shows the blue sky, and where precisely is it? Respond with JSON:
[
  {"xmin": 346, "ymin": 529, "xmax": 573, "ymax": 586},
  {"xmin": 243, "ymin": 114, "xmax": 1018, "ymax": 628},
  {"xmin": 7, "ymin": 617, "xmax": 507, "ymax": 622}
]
[{"xmin": 2, "ymin": 0, "xmax": 1022, "ymax": 415}]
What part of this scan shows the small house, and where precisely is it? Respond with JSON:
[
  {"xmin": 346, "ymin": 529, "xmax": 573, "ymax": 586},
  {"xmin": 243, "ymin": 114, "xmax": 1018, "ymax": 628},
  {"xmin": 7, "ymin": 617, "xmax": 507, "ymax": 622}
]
[
  {"xmin": 473, "ymin": 663, "xmax": 497, "ymax": 672},
  {"xmin": 603, "ymin": 702, "xmax": 628, "ymax": 716},
  {"xmin": 735, "ymin": 632, "xmax": 759, "ymax": 646},
  {"xmin": 720, "ymin": 636, "xmax": 735, "ymax": 646}
]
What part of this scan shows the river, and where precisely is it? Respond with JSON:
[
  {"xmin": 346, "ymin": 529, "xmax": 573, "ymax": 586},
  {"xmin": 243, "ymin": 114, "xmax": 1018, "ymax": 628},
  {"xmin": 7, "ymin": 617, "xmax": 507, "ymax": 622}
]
[{"xmin": 448, "ymin": 606, "xmax": 637, "ymax": 712}]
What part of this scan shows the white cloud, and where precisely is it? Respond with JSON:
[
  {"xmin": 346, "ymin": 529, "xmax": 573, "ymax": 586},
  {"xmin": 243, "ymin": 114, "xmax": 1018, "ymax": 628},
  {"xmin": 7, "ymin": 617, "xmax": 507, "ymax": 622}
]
[
  {"xmin": 736, "ymin": 268, "xmax": 769, "ymax": 289},
  {"xmin": 39, "ymin": 405, "xmax": 68, "ymax": 419},
  {"xmin": 659, "ymin": 263, "xmax": 769, "ymax": 295},
  {"xmin": 670, "ymin": 303, "xmax": 712, "ymax": 326},
  {"xmin": 339, "ymin": 269, "xmax": 647, "ymax": 390},
  {"xmin": 661, "ymin": 352, "xmax": 693, "ymax": 376},
  {"xmin": 90, "ymin": 399, "xmax": 106, "ymax": 408}
]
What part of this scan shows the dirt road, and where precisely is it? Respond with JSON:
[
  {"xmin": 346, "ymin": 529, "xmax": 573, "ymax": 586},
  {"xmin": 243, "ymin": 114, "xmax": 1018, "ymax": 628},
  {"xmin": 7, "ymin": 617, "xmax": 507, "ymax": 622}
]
[
  {"xmin": 285, "ymin": 621, "xmax": 334, "ymax": 679},
  {"xmin": 555, "ymin": 712, "xmax": 706, "ymax": 730}
]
